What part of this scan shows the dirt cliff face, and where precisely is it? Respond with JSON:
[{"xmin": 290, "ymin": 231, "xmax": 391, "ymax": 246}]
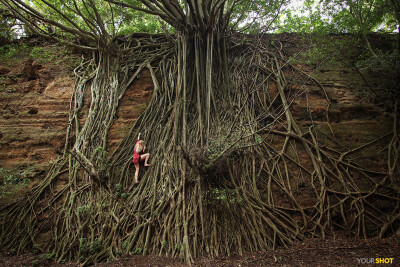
[
  {"xmin": 292, "ymin": 62, "xmax": 392, "ymax": 144},
  {"xmin": 0, "ymin": 59, "xmax": 72, "ymax": 170},
  {"xmin": 0, "ymin": 55, "xmax": 153, "ymax": 171},
  {"xmin": 0, "ymin": 38, "xmax": 392, "ymax": 176}
]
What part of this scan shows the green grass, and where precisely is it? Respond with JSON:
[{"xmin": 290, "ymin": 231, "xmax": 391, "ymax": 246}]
[
  {"xmin": 0, "ymin": 167, "xmax": 34, "ymax": 198},
  {"xmin": 0, "ymin": 44, "xmax": 30, "ymax": 64},
  {"xmin": 0, "ymin": 43, "xmax": 81, "ymax": 70}
]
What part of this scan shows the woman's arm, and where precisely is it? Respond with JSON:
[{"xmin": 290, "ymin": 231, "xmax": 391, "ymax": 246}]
[{"xmin": 137, "ymin": 132, "xmax": 141, "ymax": 141}]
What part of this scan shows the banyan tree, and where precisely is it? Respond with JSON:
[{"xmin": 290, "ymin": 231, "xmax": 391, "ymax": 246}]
[{"xmin": 0, "ymin": 0, "xmax": 399, "ymax": 265}]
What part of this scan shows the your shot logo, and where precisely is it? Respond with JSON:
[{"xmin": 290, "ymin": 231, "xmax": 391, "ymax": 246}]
[{"xmin": 357, "ymin": 258, "xmax": 394, "ymax": 264}]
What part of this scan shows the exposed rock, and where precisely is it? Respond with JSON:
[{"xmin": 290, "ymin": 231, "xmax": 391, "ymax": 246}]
[
  {"xmin": 28, "ymin": 108, "xmax": 38, "ymax": 115},
  {"xmin": 0, "ymin": 59, "xmax": 153, "ymax": 170},
  {"xmin": 20, "ymin": 59, "xmax": 39, "ymax": 81},
  {"xmin": 0, "ymin": 67, "xmax": 10, "ymax": 75}
]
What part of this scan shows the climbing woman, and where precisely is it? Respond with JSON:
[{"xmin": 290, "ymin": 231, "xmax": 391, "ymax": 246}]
[{"xmin": 132, "ymin": 132, "xmax": 150, "ymax": 183}]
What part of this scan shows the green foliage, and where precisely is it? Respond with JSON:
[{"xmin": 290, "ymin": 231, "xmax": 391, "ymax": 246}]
[
  {"xmin": 255, "ymin": 134, "xmax": 263, "ymax": 144},
  {"xmin": 27, "ymin": 0, "xmax": 163, "ymax": 40},
  {"xmin": 77, "ymin": 204, "xmax": 91, "ymax": 218},
  {"xmin": 228, "ymin": 0, "xmax": 291, "ymax": 33},
  {"xmin": 78, "ymin": 237, "xmax": 100, "ymax": 260},
  {"xmin": 0, "ymin": 43, "xmax": 79, "ymax": 73},
  {"xmin": 132, "ymin": 247, "xmax": 142, "ymax": 255},
  {"xmin": 33, "ymin": 244, "xmax": 41, "ymax": 254},
  {"xmin": 9, "ymin": 0, "xmax": 291, "ymax": 38},
  {"xmin": 94, "ymin": 146, "xmax": 109, "ymax": 172},
  {"xmin": 114, "ymin": 183, "xmax": 131, "ymax": 199},
  {"xmin": 357, "ymin": 51, "xmax": 400, "ymax": 75},
  {"xmin": 0, "ymin": 4, "xmax": 17, "ymax": 44},
  {"xmin": 204, "ymin": 188, "xmax": 243, "ymax": 207},
  {"xmin": 294, "ymin": 30, "xmax": 399, "ymax": 100},
  {"xmin": 205, "ymin": 131, "xmax": 242, "ymax": 162},
  {"xmin": 114, "ymin": 183, "xmax": 122, "ymax": 196},
  {"xmin": 122, "ymin": 241, "xmax": 129, "ymax": 250},
  {"xmin": 356, "ymin": 51, "xmax": 400, "ymax": 98},
  {"xmin": 117, "ymin": 9, "xmax": 164, "ymax": 35},
  {"xmin": 303, "ymin": 42, "xmax": 334, "ymax": 65},
  {"xmin": 29, "ymin": 46, "xmax": 56, "ymax": 63},
  {"xmin": 291, "ymin": 32, "xmax": 373, "ymax": 68},
  {"xmin": 0, "ymin": 43, "xmax": 30, "ymax": 63},
  {"xmin": 31, "ymin": 260, "xmax": 39, "ymax": 267},
  {"xmin": 29, "ymin": 45, "xmax": 80, "ymax": 69},
  {"xmin": 0, "ymin": 45, "xmax": 17, "ymax": 61},
  {"xmin": 78, "ymin": 238, "xmax": 88, "ymax": 260},
  {"xmin": 29, "ymin": 46, "xmax": 47, "ymax": 60},
  {"xmin": 115, "ymin": 183, "xmax": 122, "ymax": 191},
  {"xmin": 275, "ymin": 3, "xmax": 329, "ymax": 33},
  {"xmin": 0, "ymin": 167, "xmax": 33, "ymax": 197},
  {"xmin": 319, "ymin": 0, "xmax": 394, "ymax": 33},
  {"xmin": 89, "ymin": 238, "xmax": 101, "ymax": 254},
  {"xmin": 39, "ymin": 253, "xmax": 53, "ymax": 259},
  {"xmin": 120, "ymin": 192, "xmax": 130, "ymax": 200},
  {"xmin": 276, "ymin": 0, "xmax": 396, "ymax": 34}
]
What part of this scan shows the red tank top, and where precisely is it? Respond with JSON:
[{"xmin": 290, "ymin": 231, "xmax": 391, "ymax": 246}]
[{"xmin": 132, "ymin": 140, "xmax": 142, "ymax": 164}]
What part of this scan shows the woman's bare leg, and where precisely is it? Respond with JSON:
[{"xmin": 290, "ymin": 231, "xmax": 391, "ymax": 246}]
[
  {"xmin": 134, "ymin": 163, "xmax": 140, "ymax": 183},
  {"xmin": 140, "ymin": 153, "xmax": 150, "ymax": 166}
]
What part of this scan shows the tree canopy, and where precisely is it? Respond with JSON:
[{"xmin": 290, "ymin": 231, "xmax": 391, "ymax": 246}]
[{"xmin": 276, "ymin": 0, "xmax": 398, "ymax": 33}]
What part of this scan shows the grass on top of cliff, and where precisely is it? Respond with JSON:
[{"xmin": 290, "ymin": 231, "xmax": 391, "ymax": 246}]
[
  {"xmin": 288, "ymin": 33, "xmax": 398, "ymax": 102},
  {"xmin": 0, "ymin": 39, "xmax": 80, "ymax": 70}
]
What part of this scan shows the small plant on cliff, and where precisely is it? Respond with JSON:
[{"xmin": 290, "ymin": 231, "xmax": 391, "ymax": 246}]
[
  {"xmin": 132, "ymin": 247, "xmax": 142, "ymax": 255},
  {"xmin": 29, "ymin": 45, "xmax": 80, "ymax": 71},
  {"xmin": 0, "ymin": 44, "xmax": 29, "ymax": 64},
  {"xmin": 356, "ymin": 51, "xmax": 400, "ymax": 98},
  {"xmin": 0, "ymin": 167, "xmax": 33, "ymax": 197},
  {"xmin": 29, "ymin": 46, "xmax": 63, "ymax": 64},
  {"xmin": 93, "ymin": 146, "xmax": 109, "ymax": 172},
  {"xmin": 77, "ymin": 204, "xmax": 91, "ymax": 218},
  {"xmin": 78, "ymin": 237, "xmax": 88, "ymax": 261},
  {"xmin": 113, "ymin": 183, "xmax": 130, "ymax": 199},
  {"xmin": 204, "ymin": 188, "xmax": 243, "ymax": 207},
  {"xmin": 32, "ymin": 244, "xmax": 41, "ymax": 254}
]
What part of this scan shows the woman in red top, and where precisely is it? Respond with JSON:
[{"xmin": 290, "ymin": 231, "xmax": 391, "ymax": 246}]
[{"xmin": 132, "ymin": 133, "xmax": 150, "ymax": 183}]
